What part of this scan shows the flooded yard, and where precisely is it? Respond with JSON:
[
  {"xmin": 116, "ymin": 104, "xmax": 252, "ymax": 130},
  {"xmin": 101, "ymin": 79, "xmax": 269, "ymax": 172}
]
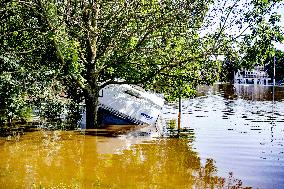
[
  {"xmin": 1, "ymin": 84, "xmax": 284, "ymax": 188},
  {"xmin": 164, "ymin": 84, "xmax": 284, "ymax": 189}
]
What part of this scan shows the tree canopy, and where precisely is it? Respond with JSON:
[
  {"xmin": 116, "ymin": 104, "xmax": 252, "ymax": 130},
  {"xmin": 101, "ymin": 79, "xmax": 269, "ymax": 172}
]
[
  {"xmin": 266, "ymin": 49, "xmax": 284, "ymax": 82},
  {"xmin": 1, "ymin": 0, "xmax": 283, "ymax": 127}
]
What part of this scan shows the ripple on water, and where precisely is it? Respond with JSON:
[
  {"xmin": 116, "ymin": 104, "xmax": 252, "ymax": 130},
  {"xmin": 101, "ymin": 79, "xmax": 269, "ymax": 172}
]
[{"xmin": 163, "ymin": 84, "xmax": 284, "ymax": 189}]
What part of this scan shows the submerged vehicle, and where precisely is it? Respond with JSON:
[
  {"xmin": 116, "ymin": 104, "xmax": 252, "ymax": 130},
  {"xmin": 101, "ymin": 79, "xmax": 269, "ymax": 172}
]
[{"xmin": 81, "ymin": 84, "xmax": 164, "ymax": 126}]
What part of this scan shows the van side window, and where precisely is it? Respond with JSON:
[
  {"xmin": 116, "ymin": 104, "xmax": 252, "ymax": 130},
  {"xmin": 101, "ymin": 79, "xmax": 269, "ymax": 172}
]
[{"xmin": 124, "ymin": 90, "xmax": 141, "ymax": 98}]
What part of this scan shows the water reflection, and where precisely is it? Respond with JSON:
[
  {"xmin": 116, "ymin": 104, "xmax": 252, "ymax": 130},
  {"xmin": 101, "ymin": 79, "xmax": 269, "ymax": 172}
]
[
  {"xmin": 0, "ymin": 131, "xmax": 248, "ymax": 188},
  {"xmin": 197, "ymin": 84, "xmax": 284, "ymax": 101},
  {"xmin": 163, "ymin": 84, "xmax": 284, "ymax": 189}
]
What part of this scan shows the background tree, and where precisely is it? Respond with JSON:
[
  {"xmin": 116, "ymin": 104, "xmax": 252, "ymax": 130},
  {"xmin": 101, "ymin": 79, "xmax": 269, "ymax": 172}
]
[
  {"xmin": 266, "ymin": 49, "xmax": 284, "ymax": 82},
  {"xmin": 219, "ymin": 56, "xmax": 240, "ymax": 83},
  {"xmin": 209, "ymin": 0, "xmax": 283, "ymax": 82},
  {"xmin": 240, "ymin": 3, "xmax": 284, "ymax": 69}
]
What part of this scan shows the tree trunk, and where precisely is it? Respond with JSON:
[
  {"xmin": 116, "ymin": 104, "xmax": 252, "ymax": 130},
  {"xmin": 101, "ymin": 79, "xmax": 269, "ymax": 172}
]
[{"xmin": 85, "ymin": 90, "xmax": 100, "ymax": 129}]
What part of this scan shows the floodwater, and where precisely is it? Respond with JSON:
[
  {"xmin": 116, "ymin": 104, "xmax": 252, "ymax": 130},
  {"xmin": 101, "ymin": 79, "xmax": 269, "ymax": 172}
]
[
  {"xmin": 0, "ymin": 130, "xmax": 226, "ymax": 189},
  {"xmin": 163, "ymin": 84, "xmax": 284, "ymax": 189},
  {"xmin": 0, "ymin": 84, "xmax": 284, "ymax": 189}
]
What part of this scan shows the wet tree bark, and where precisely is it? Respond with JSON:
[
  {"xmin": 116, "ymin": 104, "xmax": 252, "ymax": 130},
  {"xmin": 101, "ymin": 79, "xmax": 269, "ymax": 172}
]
[{"xmin": 85, "ymin": 89, "xmax": 100, "ymax": 129}]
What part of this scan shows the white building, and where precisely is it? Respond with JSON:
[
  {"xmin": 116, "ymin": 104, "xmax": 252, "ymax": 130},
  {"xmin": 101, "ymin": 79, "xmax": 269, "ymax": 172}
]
[{"xmin": 234, "ymin": 66, "xmax": 271, "ymax": 85}]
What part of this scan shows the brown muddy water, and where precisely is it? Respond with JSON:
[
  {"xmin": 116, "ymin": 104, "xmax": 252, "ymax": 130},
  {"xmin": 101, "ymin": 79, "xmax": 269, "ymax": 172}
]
[{"xmin": 1, "ymin": 84, "xmax": 284, "ymax": 189}]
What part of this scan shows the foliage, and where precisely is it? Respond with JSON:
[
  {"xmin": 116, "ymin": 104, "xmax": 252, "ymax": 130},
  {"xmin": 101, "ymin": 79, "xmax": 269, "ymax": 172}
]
[
  {"xmin": 31, "ymin": 0, "xmax": 220, "ymax": 127},
  {"xmin": 240, "ymin": 9, "xmax": 284, "ymax": 68},
  {"xmin": 219, "ymin": 57, "xmax": 240, "ymax": 82},
  {"xmin": 1, "ymin": 0, "xmax": 283, "ymax": 127},
  {"xmin": 266, "ymin": 49, "xmax": 284, "ymax": 82},
  {"xmin": 0, "ymin": 1, "xmax": 81, "ymax": 124},
  {"xmin": 204, "ymin": 0, "xmax": 283, "ymax": 82},
  {"xmin": 167, "ymin": 119, "xmax": 177, "ymax": 130}
]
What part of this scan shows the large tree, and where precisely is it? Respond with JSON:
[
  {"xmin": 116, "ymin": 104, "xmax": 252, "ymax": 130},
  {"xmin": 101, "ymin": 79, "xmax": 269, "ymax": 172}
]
[
  {"xmin": 1, "ymin": 0, "xmax": 283, "ymax": 128},
  {"xmin": 32, "ymin": 0, "xmax": 219, "ymax": 128}
]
